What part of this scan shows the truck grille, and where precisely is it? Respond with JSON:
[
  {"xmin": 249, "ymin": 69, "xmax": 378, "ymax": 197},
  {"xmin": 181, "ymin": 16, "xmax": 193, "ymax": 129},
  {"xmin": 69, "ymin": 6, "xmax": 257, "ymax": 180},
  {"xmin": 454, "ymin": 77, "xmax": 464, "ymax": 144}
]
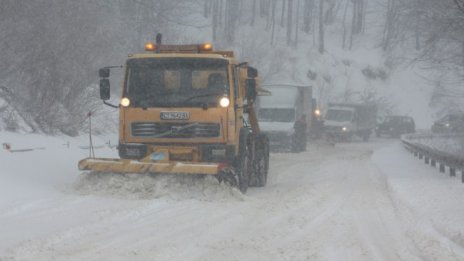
[{"xmin": 131, "ymin": 122, "xmax": 221, "ymax": 138}]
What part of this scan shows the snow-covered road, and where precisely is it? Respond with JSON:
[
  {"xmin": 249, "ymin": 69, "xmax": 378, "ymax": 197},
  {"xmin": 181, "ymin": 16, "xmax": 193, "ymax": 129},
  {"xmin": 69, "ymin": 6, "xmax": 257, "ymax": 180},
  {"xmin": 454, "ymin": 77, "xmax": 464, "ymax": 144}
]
[{"xmin": 1, "ymin": 135, "xmax": 464, "ymax": 261}]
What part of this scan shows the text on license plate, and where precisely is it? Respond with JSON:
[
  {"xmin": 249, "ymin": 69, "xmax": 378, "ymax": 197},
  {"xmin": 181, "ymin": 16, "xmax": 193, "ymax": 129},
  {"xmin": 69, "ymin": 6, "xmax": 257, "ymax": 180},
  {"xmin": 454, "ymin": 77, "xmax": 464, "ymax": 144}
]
[{"xmin": 160, "ymin": 111, "xmax": 189, "ymax": 120}]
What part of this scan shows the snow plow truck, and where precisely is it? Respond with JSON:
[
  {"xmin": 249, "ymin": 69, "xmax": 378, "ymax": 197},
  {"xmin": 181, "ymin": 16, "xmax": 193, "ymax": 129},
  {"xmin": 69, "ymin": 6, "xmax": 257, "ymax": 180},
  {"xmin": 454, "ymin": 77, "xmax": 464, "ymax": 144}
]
[{"xmin": 78, "ymin": 38, "xmax": 270, "ymax": 193}]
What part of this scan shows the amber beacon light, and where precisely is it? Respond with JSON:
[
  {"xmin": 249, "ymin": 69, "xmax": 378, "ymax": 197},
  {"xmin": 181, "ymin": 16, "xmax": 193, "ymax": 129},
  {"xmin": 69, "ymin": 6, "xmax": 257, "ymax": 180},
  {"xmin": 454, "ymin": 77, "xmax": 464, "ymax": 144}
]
[
  {"xmin": 200, "ymin": 43, "xmax": 213, "ymax": 51},
  {"xmin": 145, "ymin": 42, "xmax": 156, "ymax": 51}
]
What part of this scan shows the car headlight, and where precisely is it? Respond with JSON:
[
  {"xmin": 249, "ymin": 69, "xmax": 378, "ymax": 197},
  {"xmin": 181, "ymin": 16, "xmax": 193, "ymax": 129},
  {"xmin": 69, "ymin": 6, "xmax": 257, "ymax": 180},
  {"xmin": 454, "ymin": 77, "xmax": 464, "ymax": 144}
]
[{"xmin": 342, "ymin": 126, "xmax": 348, "ymax": 131}]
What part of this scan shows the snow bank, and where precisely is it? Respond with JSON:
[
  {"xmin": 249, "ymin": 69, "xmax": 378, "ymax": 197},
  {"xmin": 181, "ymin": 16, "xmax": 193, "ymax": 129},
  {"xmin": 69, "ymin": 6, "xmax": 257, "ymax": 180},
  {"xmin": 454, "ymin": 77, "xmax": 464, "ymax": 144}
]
[{"xmin": 372, "ymin": 142, "xmax": 464, "ymax": 253}]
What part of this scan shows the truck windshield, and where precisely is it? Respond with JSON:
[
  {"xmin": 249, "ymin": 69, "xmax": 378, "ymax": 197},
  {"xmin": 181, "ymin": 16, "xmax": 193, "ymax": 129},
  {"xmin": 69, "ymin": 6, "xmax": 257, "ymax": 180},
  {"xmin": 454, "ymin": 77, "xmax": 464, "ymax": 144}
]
[
  {"xmin": 124, "ymin": 58, "xmax": 229, "ymax": 107},
  {"xmin": 325, "ymin": 109, "xmax": 353, "ymax": 122},
  {"xmin": 258, "ymin": 108, "xmax": 295, "ymax": 122}
]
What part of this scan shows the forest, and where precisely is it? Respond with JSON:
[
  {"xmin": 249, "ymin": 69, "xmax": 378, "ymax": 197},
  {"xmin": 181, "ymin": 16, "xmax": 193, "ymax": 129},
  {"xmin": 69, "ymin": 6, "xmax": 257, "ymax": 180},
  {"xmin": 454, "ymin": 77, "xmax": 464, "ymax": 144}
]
[{"xmin": 0, "ymin": 0, "xmax": 463, "ymax": 134}]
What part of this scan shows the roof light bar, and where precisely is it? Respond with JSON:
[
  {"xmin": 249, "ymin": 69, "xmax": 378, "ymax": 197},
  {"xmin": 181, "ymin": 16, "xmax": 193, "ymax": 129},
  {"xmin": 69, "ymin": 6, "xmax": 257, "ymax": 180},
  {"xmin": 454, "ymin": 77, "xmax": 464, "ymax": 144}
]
[{"xmin": 144, "ymin": 42, "xmax": 213, "ymax": 53}]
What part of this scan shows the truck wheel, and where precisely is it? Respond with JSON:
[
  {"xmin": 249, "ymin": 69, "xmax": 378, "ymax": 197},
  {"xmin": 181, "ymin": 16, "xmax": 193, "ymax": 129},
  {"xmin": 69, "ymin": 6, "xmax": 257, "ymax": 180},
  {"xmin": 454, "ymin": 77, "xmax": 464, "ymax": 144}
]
[
  {"xmin": 362, "ymin": 131, "xmax": 371, "ymax": 142},
  {"xmin": 237, "ymin": 145, "xmax": 251, "ymax": 193},
  {"xmin": 236, "ymin": 129, "xmax": 253, "ymax": 193},
  {"xmin": 325, "ymin": 133, "xmax": 335, "ymax": 144},
  {"xmin": 251, "ymin": 134, "xmax": 269, "ymax": 187},
  {"xmin": 290, "ymin": 135, "xmax": 299, "ymax": 153}
]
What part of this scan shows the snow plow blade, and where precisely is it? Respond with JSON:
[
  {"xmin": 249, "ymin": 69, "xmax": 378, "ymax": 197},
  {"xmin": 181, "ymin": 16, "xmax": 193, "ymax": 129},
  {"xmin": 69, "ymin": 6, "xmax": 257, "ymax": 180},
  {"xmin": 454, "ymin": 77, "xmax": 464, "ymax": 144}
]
[{"xmin": 78, "ymin": 158, "xmax": 220, "ymax": 175}]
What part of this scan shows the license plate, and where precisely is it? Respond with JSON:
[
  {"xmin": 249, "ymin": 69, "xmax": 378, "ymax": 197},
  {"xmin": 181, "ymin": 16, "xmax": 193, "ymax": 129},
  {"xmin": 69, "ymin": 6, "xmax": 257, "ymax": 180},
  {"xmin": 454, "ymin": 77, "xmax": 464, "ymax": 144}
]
[{"xmin": 160, "ymin": 111, "xmax": 189, "ymax": 120}]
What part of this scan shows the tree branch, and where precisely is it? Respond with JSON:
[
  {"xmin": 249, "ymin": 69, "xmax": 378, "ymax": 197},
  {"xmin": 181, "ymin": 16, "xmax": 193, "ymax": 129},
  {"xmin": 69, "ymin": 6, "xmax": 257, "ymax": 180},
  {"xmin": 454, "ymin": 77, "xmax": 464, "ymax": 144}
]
[{"xmin": 454, "ymin": 0, "xmax": 464, "ymax": 13}]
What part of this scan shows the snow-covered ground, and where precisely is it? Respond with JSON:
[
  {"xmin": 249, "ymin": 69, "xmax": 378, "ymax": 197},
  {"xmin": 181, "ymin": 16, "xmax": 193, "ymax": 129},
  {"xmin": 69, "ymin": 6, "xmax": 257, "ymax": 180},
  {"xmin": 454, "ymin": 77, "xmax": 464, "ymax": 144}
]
[{"xmin": 1, "ymin": 133, "xmax": 464, "ymax": 260}]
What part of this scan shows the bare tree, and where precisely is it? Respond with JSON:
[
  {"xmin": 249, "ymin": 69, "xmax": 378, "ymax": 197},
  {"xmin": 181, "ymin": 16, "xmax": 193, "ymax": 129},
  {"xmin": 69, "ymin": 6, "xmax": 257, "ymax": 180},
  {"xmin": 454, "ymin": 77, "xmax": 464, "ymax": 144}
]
[
  {"xmin": 287, "ymin": 0, "xmax": 294, "ymax": 45},
  {"xmin": 270, "ymin": 0, "xmax": 277, "ymax": 45},
  {"xmin": 318, "ymin": 0, "xmax": 325, "ymax": 53},
  {"xmin": 303, "ymin": 0, "xmax": 315, "ymax": 33}
]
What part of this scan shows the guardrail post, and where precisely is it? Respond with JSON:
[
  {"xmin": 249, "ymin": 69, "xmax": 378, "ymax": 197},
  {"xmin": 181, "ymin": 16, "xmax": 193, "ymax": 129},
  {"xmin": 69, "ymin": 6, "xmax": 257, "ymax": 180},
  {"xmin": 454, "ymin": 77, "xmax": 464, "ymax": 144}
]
[
  {"xmin": 439, "ymin": 163, "xmax": 445, "ymax": 173},
  {"xmin": 425, "ymin": 157, "xmax": 429, "ymax": 164},
  {"xmin": 450, "ymin": 168, "xmax": 456, "ymax": 177},
  {"xmin": 419, "ymin": 154, "xmax": 423, "ymax": 159},
  {"xmin": 431, "ymin": 159, "xmax": 436, "ymax": 167}
]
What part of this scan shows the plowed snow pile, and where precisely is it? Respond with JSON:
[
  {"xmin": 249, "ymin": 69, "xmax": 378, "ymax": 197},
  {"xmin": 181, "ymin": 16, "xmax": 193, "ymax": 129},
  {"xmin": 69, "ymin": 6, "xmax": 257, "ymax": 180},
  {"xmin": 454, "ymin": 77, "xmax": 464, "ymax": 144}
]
[{"xmin": 73, "ymin": 172, "xmax": 245, "ymax": 201}]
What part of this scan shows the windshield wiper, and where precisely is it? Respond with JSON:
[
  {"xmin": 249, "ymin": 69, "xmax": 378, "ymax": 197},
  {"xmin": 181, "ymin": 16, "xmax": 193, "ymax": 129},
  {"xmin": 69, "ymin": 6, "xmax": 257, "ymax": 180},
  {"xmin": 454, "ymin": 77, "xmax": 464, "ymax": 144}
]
[
  {"xmin": 136, "ymin": 92, "xmax": 176, "ymax": 104},
  {"xmin": 182, "ymin": 89, "xmax": 226, "ymax": 102}
]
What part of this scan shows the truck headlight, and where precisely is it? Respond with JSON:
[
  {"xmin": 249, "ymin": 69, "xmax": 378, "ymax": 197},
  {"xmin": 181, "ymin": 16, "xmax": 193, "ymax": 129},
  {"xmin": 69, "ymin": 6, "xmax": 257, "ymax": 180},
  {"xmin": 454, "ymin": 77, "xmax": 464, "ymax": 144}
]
[
  {"xmin": 120, "ymin": 97, "xmax": 130, "ymax": 107},
  {"xmin": 219, "ymin": 97, "xmax": 230, "ymax": 107}
]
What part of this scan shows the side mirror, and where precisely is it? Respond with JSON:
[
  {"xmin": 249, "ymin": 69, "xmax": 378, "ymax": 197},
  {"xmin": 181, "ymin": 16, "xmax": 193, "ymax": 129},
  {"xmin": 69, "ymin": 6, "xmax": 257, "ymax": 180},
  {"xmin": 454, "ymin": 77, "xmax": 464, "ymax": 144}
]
[
  {"xmin": 100, "ymin": 79, "xmax": 110, "ymax": 100},
  {"xmin": 247, "ymin": 67, "xmax": 258, "ymax": 78},
  {"xmin": 245, "ymin": 79, "xmax": 257, "ymax": 101},
  {"xmin": 99, "ymin": 68, "xmax": 110, "ymax": 78}
]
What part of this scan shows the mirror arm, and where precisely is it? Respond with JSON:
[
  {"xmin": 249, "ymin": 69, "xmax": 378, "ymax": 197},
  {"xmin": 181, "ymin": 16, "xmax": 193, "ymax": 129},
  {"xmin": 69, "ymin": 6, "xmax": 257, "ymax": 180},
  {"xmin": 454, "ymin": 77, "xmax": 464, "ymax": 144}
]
[
  {"xmin": 103, "ymin": 101, "xmax": 119, "ymax": 109},
  {"xmin": 234, "ymin": 62, "xmax": 248, "ymax": 68},
  {"xmin": 103, "ymin": 65, "xmax": 123, "ymax": 70}
]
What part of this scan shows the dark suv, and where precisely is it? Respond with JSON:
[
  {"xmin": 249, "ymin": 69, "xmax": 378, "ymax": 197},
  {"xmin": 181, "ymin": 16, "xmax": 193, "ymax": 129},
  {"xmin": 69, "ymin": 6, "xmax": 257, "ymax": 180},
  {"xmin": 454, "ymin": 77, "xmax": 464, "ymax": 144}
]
[
  {"xmin": 376, "ymin": 115, "xmax": 415, "ymax": 138},
  {"xmin": 431, "ymin": 114, "xmax": 464, "ymax": 133}
]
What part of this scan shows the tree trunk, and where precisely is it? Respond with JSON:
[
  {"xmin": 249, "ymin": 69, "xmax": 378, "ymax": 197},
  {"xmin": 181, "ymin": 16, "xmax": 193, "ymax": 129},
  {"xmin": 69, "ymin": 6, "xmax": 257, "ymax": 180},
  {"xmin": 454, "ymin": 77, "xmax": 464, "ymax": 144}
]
[
  {"xmin": 295, "ymin": 0, "xmax": 300, "ymax": 46},
  {"xmin": 318, "ymin": 0, "xmax": 324, "ymax": 53},
  {"xmin": 225, "ymin": 0, "xmax": 240, "ymax": 43},
  {"xmin": 287, "ymin": 0, "xmax": 293, "ymax": 45},
  {"xmin": 212, "ymin": 0, "xmax": 218, "ymax": 41},
  {"xmin": 342, "ymin": 0, "xmax": 348, "ymax": 49},
  {"xmin": 349, "ymin": 0, "xmax": 358, "ymax": 50},
  {"xmin": 382, "ymin": 0, "xmax": 396, "ymax": 51},
  {"xmin": 271, "ymin": 0, "xmax": 277, "ymax": 45},
  {"xmin": 251, "ymin": 0, "xmax": 256, "ymax": 26},
  {"xmin": 303, "ymin": 0, "xmax": 314, "ymax": 33},
  {"xmin": 462, "ymin": 40, "xmax": 464, "ymax": 67},
  {"xmin": 281, "ymin": 0, "xmax": 286, "ymax": 27}
]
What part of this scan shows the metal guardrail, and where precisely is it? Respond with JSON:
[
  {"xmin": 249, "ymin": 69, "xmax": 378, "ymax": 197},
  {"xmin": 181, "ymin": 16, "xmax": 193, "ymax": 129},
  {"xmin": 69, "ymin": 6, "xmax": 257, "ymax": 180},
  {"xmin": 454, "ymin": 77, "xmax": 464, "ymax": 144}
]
[{"xmin": 401, "ymin": 133, "xmax": 464, "ymax": 183}]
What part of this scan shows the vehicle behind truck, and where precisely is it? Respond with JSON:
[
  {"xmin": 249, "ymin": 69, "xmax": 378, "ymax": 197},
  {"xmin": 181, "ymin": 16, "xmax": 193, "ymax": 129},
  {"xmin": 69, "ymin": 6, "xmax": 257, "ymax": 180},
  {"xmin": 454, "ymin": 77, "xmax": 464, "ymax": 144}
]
[
  {"xmin": 256, "ymin": 85, "xmax": 312, "ymax": 152},
  {"xmin": 323, "ymin": 103, "xmax": 377, "ymax": 142},
  {"xmin": 78, "ymin": 39, "xmax": 269, "ymax": 193}
]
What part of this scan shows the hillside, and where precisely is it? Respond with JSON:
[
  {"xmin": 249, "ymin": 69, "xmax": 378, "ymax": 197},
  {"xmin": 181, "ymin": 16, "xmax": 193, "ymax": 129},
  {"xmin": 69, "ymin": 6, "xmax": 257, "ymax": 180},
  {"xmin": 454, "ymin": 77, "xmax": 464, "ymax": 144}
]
[{"xmin": 1, "ymin": 0, "xmax": 462, "ymax": 133}]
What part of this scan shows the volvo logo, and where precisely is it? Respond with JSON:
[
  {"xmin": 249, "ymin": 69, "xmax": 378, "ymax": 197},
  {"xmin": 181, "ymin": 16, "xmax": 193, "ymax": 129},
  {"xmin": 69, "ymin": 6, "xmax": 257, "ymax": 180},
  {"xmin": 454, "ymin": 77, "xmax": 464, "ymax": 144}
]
[{"xmin": 171, "ymin": 126, "xmax": 183, "ymax": 133}]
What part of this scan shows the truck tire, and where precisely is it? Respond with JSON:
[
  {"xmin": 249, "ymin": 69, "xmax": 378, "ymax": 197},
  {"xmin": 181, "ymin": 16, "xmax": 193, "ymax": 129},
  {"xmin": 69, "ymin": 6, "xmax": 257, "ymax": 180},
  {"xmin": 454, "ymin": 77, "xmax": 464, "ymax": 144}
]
[
  {"xmin": 291, "ymin": 134, "xmax": 299, "ymax": 153},
  {"xmin": 236, "ymin": 128, "xmax": 253, "ymax": 193},
  {"xmin": 250, "ymin": 134, "xmax": 269, "ymax": 187},
  {"xmin": 361, "ymin": 130, "xmax": 371, "ymax": 142}
]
